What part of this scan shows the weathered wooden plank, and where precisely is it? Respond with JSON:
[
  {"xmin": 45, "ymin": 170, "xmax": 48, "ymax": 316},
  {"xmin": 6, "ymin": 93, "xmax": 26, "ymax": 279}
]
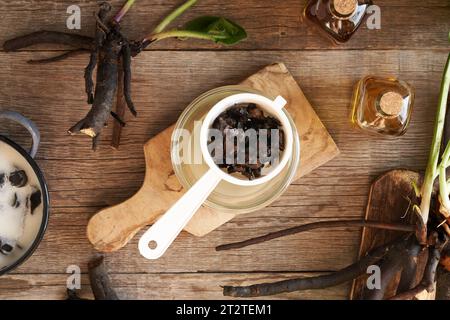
[
  {"xmin": 9, "ymin": 208, "xmax": 361, "ymax": 274},
  {"xmin": 43, "ymin": 172, "xmax": 371, "ymax": 198},
  {"xmin": 0, "ymin": 49, "xmax": 445, "ymax": 164},
  {"xmin": 33, "ymin": 160, "xmax": 373, "ymax": 208},
  {"xmin": 0, "ymin": 50, "xmax": 444, "ymax": 215},
  {"xmin": 46, "ymin": 189, "xmax": 368, "ymax": 208},
  {"xmin": 0, "ymin": 1, "xmax": 448, "ymax": 51},
  {"xmin": 33, "ymin": 165, "xmax": 371, "ymax": 208},
  {"xmin": 0, "ymin": 272, "xmax": 349, "ymax": 300}
]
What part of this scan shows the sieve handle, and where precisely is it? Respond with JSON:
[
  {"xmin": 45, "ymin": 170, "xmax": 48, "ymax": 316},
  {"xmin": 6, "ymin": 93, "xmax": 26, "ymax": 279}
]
[
  {"xmin": 273, "ymin": 96, "xmax": 287, "ymax": 110},
  {"xmin": 139, "ymin": 169, "xmax": 221, "ymax": 260}
]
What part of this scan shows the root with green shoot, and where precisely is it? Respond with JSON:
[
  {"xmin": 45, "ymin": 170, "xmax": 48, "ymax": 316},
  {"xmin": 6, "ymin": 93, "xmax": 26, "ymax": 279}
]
[{"xmin": 3, "ymin": 0, "xmax": 247, "ymax": 150}]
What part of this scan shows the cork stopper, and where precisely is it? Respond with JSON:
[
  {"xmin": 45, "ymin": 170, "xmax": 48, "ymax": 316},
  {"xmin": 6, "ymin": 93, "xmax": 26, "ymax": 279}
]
[
  {"xmin": 379, "ymin": 92, "xmax": 404, "ymax": 116},
  {"xmin": 332, "ymin": 0, "xmax": 358, "ymax": 16}
]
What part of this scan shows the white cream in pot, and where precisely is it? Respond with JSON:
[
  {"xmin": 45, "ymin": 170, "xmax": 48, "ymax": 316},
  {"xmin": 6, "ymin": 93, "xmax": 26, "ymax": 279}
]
[{"xmin": 0, "ymin": 140, "xmax": 43, "ymax": 270}]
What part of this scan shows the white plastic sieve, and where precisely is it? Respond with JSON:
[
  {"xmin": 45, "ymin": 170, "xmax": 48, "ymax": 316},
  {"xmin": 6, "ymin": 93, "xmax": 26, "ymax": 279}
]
[{"xmin": 139, "ymin": 93, "xmax": 294, "ymax": 260}]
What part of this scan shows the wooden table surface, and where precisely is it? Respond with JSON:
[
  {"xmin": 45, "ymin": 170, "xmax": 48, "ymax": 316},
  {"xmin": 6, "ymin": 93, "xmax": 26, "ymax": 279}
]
[{"xmin": 0, "ymin": 0, "xmax": 449, "ymax": 300}]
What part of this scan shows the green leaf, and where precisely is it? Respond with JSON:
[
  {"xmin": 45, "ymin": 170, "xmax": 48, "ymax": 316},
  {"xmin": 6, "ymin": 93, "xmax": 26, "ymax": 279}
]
[{"xmin": 184, "ymin": 16, "xmax": 247, "ymax": 45}]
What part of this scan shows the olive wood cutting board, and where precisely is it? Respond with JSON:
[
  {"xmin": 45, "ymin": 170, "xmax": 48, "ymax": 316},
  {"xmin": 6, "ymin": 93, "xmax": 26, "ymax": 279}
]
[
  {"xmin": 87, "ymin": 62, "xmax": 340, "ymax": 253},
  {"xmin": 350, "ymin": 169, "xmax": 434, "ymax": 300}
]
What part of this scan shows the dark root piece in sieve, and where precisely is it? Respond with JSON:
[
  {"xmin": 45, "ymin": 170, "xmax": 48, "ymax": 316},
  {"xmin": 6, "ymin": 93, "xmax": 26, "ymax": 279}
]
[{"xmin": 211, "ymin": 103, "xmax": 285, "ymax": 180}]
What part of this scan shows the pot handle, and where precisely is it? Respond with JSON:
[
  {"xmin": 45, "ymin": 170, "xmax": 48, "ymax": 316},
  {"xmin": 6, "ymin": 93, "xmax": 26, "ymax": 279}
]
[{"xmin": 0, "ymin": 111, "xmax": 40, "ymax": 158}]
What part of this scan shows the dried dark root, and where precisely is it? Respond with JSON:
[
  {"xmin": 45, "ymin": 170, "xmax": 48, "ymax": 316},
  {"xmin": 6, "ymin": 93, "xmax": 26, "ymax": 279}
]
[
  {"xmin": 66, "ymin": 256, "xmax": 119, "ymax": 300},
  {"xmin": 397, "ymin": 241, "xmax": 423, "ymax": 292},
  {"xmin": 216, "ymin": 220, "xmax": 416, "ymax": 251},
  {"xmin": 67, "ymin": 288, "xmax": 88, "ymax": 300},
  {"xmin": 122, "ymin": 43, "xmax": 137, "ymax": 117},
  {"xmin": 390, "ymin": 243, "xmax": 442, "ymax": 300},
  {"xmin": 85, "ymin": 51, "xmax": 98, "ymax": 104},
  {"xmin": 68, "ymin": 117, "xmax": 103, "ymax": 151},
  {"xmin": 223, "ymin": 237, "xmax": 407, "ymax": 297},
  {"xmin": 27, "ymin": 49, "xmax": 89, "ymax": 64},
  {"xmin": 110, "ymin": 111, "xmax": 126, "ymax": 127},
  {"xmin": 364, "ymin": 237, "xmax": 417, "ymax": 300},
  {"xmin": 88, "ymin": 256, "xmax": 119, "ymax": 300},
  {"xmin": 3, "ymin": 31, "xmax": 94, "ymax": 51}
]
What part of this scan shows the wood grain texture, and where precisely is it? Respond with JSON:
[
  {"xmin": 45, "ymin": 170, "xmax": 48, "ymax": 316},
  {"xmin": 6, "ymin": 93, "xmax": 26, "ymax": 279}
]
[
  {"xmin": 350, "ymin": 170, "xmax": 429, "ymax": 300},
  {"xmin": 15, "ymin": 210, "xmax": 361, "ymax": 274},
  {"xmin": 86, "ymin": 62, "xmax": 340, "ymax": 253},
  {"xmin": 0, "ymin": 49, "xmax": 446, "ymax": 162},
  {"xmin": 0, "ymin": 273, "xmax": 349, "ymax": 300},
  {"xmin": 0, "ymin": 1, "xmax": 448, "ymax": 51},
  {"xmin": 0, "ymin": 0, "xmax": 448, "ymax": 300}
]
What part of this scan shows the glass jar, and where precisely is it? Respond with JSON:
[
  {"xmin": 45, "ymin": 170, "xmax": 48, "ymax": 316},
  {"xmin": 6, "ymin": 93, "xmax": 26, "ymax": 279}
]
[
  {"xmin": 171, "ymin": 86, "xmax": 301, "ymax": 214},
  {"xmin": 351, "ymin": 76, "xmax": 415, "ymax": 136},
  {"xmin": 304, "ymin": 0, "xmax": 373, "ymax": 44}
]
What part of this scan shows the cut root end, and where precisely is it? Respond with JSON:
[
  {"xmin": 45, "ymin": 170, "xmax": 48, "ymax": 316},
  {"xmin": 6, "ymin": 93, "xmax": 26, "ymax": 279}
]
[{"xmin": 68, "ymin": 119, "xmax": 102, "ymax": 151}]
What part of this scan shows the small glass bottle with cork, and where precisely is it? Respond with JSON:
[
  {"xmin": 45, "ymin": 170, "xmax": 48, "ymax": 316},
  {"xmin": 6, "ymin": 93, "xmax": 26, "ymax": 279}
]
[
  {"xmin": 351, "ymin": 76, "xmax": 415, "ymax": 137},
  {"xmin": 304, "ymin": 0, "xmax": 373, "ymax": 44}
]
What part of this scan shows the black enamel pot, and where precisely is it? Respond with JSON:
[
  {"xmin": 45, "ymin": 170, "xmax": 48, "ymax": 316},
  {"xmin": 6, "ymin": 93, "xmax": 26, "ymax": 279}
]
[{"xmin": 0, "ymin": 111, "xmax": 49, "ymax": 276}]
